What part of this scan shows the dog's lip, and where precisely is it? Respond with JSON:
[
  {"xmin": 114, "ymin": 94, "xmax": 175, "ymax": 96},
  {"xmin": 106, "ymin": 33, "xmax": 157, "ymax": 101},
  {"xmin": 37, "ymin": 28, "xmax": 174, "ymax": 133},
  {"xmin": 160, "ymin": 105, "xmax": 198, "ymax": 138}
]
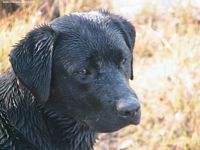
[
  {"xmin": 130, "ymin": 117, "xmax": 140, "ymax": 125},
  {"xmin": 118, "ymin": 109, "xmax": 141, "ymax": 125},
  {"xmin": 128, "ymin": 110, "xmax": 141, "ymax": 125}
]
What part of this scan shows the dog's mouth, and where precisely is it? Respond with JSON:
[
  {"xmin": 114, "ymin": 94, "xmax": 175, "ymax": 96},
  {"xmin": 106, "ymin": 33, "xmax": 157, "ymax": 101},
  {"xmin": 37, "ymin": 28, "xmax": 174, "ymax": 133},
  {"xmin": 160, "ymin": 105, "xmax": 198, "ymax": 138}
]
[
  {"xmin": 83, "ymin": 108, "xmax": 141, "ymax": 133},
  {"xmin": 119, "ymin": 107, "xmax": 141, "ymax": 125},
  {"xmin": 128, "ymin": 109, "xmax": 141, "ymax": 125}
]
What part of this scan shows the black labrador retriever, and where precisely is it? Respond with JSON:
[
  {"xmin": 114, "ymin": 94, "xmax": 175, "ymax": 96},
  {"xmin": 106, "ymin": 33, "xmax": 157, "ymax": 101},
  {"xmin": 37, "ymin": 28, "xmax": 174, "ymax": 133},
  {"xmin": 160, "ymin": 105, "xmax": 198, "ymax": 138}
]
[{"xmin": 0, "ymin": 10, "xmax": 141, "ymax": 150}]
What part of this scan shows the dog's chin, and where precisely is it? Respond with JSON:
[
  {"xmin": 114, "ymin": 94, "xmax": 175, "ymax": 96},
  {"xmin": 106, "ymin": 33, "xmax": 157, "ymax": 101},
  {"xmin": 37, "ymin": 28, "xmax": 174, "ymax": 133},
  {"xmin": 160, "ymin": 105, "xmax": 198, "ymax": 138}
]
[
  {"xmin": 86, "ymin": 115, "xmax": 141, "ymax": 133},
  {"xmin": 96, "ymin": 125, "xmax": 127, "ymax": 133},
  {"xmin": 97, "ymin": 120, "xmax": 140, "ymax": 133}
]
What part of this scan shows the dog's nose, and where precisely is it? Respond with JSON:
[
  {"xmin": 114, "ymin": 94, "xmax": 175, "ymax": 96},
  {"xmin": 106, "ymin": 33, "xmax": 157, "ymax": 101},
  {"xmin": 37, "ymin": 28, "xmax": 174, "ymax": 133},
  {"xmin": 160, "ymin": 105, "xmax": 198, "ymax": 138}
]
[{"xmin": 116, "ymin": 98, "xmax": 140, "ymax": 118}]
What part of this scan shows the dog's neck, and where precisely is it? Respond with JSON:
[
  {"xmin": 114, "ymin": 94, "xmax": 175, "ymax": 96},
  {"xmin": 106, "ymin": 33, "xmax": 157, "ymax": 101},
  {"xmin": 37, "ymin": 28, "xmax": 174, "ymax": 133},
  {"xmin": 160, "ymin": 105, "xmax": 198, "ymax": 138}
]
[
  {"xmin": 42, "ymin": 107, "xmax": 97, "ymax": 150},
  {"xmin": 0, "ymin": 68, "xmax": 97, "ymax": 150}
]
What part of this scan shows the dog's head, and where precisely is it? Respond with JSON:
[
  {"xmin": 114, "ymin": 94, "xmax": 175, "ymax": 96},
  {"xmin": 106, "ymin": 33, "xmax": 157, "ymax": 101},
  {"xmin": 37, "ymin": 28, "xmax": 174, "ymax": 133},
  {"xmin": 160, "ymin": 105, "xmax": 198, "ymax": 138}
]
[{"xmin": 9, "ymin": 11, "xmax": 141, "ymax": 133}]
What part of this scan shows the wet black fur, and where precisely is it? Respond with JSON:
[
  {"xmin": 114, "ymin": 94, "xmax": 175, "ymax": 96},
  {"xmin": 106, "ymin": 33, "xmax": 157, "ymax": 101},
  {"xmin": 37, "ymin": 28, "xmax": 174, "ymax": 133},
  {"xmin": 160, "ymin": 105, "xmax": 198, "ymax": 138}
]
[{"xmin": 0, "ymin": 11, "xmax": 139, "ymax": 150}]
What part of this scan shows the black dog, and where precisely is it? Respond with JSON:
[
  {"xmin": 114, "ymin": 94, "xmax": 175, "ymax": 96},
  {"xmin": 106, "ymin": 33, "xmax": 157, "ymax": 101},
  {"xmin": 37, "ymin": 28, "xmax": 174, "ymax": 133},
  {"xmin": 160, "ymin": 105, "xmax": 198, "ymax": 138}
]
[{"xmin": 0, "ymin": 10, "xmax": 141, "ymax": 150}]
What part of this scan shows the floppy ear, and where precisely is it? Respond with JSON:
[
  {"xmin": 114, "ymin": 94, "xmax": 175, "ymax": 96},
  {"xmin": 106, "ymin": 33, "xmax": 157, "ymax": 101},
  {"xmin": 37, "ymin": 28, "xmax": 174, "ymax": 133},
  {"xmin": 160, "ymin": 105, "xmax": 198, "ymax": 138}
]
[
  {"xmin": 120, "ymin": 18, "xmax": 135, "ymax": 80},
  {"xmin": 101, "ymin": 10, "xmax": 136, "ymax": 80},
  {"xmin": 9, "ymin": 25, "xmax": 57, "ymax": 102},
  {"xmin": 115, "ymin": 17, "xmax": 136, "ymax": 80}
]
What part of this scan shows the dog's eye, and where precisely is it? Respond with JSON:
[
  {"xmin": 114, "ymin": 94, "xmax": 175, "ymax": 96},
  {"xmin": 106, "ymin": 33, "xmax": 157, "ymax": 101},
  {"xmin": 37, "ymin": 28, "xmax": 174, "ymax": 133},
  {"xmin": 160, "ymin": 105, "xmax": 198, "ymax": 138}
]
[
  {"xmin": 79, "ymin": 68, "xmax": 89, "ymax": 75},
  {"xmin": 121, "ymin": 58, "xmax": 127, "ymax": 65}
]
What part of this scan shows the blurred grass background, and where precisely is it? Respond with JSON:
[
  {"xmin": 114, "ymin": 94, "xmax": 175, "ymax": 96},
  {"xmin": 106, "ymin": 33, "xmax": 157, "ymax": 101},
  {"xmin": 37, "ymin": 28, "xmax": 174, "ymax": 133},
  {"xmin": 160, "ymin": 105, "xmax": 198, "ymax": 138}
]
[{"xmin": 0, "ymin": 0, "xmax": 200, "ymax": 150}]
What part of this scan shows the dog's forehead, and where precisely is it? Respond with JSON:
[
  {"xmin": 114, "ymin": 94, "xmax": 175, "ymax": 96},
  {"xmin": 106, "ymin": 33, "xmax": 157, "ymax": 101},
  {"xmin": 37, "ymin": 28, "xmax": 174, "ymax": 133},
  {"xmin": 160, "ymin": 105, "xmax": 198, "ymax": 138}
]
[
  {"xmin": 50, "ymin": 11, "xmax": 110, "ymax": 29},
  {"xmin": 51, "ymin": 11, "xmax": 130, "ymax": 68},
  {"xmin": 71, "ymin": 11, "xmax": 107, "ymax": 23},
  {"xmin": 50, "ymin": 11, "xmax": 124, "ymax": 44}
]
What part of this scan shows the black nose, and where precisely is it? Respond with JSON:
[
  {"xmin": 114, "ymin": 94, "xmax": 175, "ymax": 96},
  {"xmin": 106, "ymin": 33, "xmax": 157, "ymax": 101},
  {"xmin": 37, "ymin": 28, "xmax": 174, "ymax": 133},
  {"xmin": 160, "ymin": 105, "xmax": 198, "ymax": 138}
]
[{"xmin": 116, "ymin": 98, "xmax": 140, "ymax": 118}]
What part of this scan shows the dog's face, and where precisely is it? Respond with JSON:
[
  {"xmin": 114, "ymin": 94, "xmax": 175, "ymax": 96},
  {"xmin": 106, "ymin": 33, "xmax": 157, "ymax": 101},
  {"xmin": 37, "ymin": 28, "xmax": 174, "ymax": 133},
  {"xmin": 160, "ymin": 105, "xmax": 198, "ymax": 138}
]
[{"xmin": 10, "ymin": 11, "xmax": 141, "ymax": 133}]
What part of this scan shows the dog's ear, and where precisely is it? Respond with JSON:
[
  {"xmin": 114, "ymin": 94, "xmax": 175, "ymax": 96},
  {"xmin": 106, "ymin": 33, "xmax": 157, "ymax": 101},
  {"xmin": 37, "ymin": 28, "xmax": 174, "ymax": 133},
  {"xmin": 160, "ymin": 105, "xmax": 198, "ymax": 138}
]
[
  {"xmin": 101, "ymin": 10, "xmax": 136, "ymax": 80},
  {"xmin": 120, "ymin": 18, "xmax": 136, "ymax": 80},
  {"xmin": 9, "ymin": 25, "xmax": 57, "ymax": 102},
  {"xmin": 115, "ymin": 17, "xmax": 136, "ymax": 80}
]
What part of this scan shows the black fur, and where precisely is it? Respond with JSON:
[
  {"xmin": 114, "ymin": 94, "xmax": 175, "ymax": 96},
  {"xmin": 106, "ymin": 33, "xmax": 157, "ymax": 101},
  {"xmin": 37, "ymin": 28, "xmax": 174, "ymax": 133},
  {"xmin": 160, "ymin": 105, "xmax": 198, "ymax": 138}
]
[
  {"xmin": 0, "ymin": 11, "xmax": 140, "ymax": 150},
  {"xmin": 9, "ymin": 26, "xmax": 57, "ymax": 102}
]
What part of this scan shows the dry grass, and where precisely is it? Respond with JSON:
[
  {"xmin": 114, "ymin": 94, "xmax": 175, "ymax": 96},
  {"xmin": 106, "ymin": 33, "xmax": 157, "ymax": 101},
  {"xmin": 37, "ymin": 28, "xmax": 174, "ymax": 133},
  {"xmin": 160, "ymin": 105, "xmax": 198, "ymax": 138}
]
[
  {"xmin": 96, "ymin": 2, "xmax": 200, "ymax": 150},
  {"xmin": 0, "ymin": 1, "xmax": 200, "ymax": 150}
]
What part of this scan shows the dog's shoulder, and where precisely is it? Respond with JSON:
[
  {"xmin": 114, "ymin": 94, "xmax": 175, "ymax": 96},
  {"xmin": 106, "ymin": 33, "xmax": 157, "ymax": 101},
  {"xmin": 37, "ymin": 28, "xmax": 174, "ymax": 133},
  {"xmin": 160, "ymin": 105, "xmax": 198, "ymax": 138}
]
[{"xmin": 0, "ymin": 109, "xmax": 38, "ymax": 150}]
